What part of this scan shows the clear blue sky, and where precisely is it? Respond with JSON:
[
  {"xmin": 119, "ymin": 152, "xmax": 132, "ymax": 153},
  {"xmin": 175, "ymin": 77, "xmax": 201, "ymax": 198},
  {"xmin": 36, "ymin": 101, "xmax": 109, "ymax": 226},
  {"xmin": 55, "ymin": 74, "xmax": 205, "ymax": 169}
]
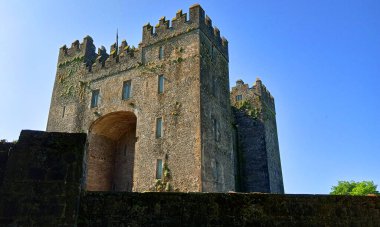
[{"xmin": 1, "ymin": 0, "xmax": 379, "ymax": 194}]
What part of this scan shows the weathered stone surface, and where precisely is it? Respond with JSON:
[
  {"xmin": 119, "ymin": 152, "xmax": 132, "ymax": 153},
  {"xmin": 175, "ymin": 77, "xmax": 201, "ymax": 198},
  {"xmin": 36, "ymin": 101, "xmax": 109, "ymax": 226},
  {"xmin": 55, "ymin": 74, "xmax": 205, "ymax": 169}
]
[
  {"xmin": 46, "ymin": 5, "xmax": 234, "ymax": 193},
  {"xmin": 231, "ymin": 78, "xmax": 284, "ymax": 193},
  {"xmin": 0, "ymin": 130, "xmax": 86, "ymax": 226},
  {"xmin": 46, "ymin": 4, "xmax": 283, "ymax": 194},
  {"xmin": 79, "ymin": 192, "xmax": 380, "ymax": 226}
]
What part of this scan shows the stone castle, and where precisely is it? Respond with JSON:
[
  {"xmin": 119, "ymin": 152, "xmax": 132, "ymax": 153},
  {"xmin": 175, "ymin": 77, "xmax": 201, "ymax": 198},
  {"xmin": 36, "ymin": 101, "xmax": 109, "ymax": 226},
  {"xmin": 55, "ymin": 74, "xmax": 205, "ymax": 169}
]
[
  {"xmin": 1, "ymin": 4, "xmax": 379, "ymax": 226},
  {"xmin": 46, "ymin": 4, "xmax": 284, "ymax": 193}
]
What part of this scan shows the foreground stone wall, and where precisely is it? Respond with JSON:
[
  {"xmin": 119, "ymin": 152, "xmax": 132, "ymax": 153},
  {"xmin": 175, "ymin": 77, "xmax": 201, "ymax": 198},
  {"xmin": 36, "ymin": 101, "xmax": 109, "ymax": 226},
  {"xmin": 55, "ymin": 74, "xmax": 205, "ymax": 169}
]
[
  {"xmin": 0, "ymin": 131, "xmax": 379, "ymax": 226},
  {"xmin": 79, "ymin": 192, "xmax": 380, "ymax": 226},
  {"xmin": 0, "ymin": 130, "xmax": 86, "ymax": 226},
  {"xmin": 0, "ymin": 142, "xmax": 13, "ymax": 188}
]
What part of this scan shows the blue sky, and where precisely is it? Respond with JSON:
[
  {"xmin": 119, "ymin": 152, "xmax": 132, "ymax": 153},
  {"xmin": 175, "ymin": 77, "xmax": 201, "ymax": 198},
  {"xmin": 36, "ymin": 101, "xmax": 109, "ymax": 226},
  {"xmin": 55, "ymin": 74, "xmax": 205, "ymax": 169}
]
[{"xmin": 1, "ymin": 0, "xmax": 379, "ymax": 194}]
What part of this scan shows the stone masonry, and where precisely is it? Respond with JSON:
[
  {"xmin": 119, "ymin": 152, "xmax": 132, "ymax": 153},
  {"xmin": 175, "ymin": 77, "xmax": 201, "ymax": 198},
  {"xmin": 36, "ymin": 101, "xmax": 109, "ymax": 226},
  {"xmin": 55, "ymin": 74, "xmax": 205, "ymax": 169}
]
[
  {"xmin": 46, "ymin": 4, "xmax": 283, "ymax": 193},
  {"xmin": 231, "ymin": 79, "xmax": 284, "ymax": 193}
]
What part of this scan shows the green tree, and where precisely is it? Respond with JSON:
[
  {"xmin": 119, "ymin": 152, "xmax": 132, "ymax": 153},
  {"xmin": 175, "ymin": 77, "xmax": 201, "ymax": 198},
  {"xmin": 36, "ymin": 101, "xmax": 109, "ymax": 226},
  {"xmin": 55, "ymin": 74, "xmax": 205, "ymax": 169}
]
[{"xmin": 330, "ymin": 181, "xmax": 379, "ymax": 196}]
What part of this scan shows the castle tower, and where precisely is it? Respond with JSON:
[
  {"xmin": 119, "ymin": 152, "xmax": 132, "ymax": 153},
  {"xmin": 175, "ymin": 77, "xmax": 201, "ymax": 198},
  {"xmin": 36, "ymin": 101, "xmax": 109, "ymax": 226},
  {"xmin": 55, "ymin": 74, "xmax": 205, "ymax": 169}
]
[
  {"xmin": 231, "ymin": 78, "xmax": 284, "ymax": 193},
  {"xmin": 46, "ymin": 4, "xmax": 235, "ymax": 192}
]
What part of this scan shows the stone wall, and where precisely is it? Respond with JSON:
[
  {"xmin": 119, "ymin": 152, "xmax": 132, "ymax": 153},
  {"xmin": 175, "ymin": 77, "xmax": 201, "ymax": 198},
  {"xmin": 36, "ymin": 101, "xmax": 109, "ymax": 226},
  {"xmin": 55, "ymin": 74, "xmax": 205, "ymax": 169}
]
[
  {"xmin": 233, "ymin": 109, "xmax": 270, "ymax": 192},
  {"xmin": 199, "ymin": 25, "xmax": 234, "ymax": 192},
  {"xmin": 0, "ymin": 131, "xmax": 379, "ymax": 226},
  {"xmin": 0, "ymin": 142, "xmax": 13, "ymax": 188},
  {"xmin": 0, "ymin": 130, "xmax": 86, "ymax": 226},
  {"xmin": 79, "ymin": 192, "xmax": 380, "ymax": 226}
]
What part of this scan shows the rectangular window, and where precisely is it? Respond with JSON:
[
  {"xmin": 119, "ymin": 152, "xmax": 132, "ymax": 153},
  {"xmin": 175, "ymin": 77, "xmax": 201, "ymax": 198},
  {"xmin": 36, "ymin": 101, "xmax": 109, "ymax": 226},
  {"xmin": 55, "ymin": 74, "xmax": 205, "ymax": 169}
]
[
  {"xmin": 156, "ymin": 117, "xmax": 163, "ymax": 138},
  {"xmin": 158, "ymin": 75, "xmax": 164, "ymax": 94},
  {"xmin": 236, "ymin": 95, "xmax": 242, "ymax": 101},
  {"xmin": 156, "ymin": 159, "xmax": 163, "ymax": 179},
  {"xmin": 159, "ymin": 46, "xmax": 164, "ymax": 60},
  {"xmin": 91, "ymin": 89, "xmax": 99, "ymax": 108},
  {"xmin": 122, "ymin": 80, "xmax": 131, "ymax": 100}
]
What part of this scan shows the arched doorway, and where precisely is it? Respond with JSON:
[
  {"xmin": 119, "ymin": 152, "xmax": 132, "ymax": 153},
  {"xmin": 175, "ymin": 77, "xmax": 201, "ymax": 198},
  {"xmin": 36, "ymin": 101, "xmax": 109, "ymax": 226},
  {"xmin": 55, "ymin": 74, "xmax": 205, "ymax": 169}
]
[{"xmin": 86, "ymin": 111, "xmax": 137, "ymax": 191}]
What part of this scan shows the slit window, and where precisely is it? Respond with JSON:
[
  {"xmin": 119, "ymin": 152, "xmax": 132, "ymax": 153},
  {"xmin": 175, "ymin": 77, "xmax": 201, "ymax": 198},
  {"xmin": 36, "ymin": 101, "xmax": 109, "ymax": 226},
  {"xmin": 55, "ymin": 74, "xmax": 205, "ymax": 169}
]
[
  {"xmin": 156, "ymin": 117, "xmax": 163, "ymax": 138},
  {"xmin": 236, "ymin": 95, "xmax": 242, "ymax": 101},
  {"xmin": 212, "ymin": 78, "xmax": 217, "ymax": 97},
  {"xmin": 213, "ymin": 118, "xmax": 220, "ymax": 142},
  {"xmin": 62, "ymin": 106, "xmax": 66, "ymax": 118},
  {"xmin": 91, "ymin": 89, "xmax": 99, "ymax": 108},
  {"xmin": 122, "ymin": 80, "xmax": 131, "ymax": 100},
  {"xmin": 159, "ymin": 46, "xmax": 164, "ymax": 60},
  {"xmin": 158, "ymin": 75, "xmax": 164, "ymax": 94},
  {"xmin": 156, "ymin": 159, "xmax": 163, "ymax": 179}
]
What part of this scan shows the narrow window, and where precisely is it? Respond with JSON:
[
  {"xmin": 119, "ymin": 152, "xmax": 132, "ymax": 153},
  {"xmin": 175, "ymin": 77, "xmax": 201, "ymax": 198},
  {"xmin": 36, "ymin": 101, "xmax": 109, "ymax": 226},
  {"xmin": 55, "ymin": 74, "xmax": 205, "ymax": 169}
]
[
  {"xmin": 62, "ymin": 106, "xmax": 66, "ymax": 118},
  {"xmin": 156, "ymin": 159, "xmax": 163, "ymax": 179},
  {"xmin": 159, "ymin": 46, "xmax": 164, "ymax": 60},
  {"xmin": 156, "ymin": 117, "xmax": 163, "ymax": 138},
  {"xmin": 236, "ymin": 95, "xmax": 242, "ymax": 101},
  {"xmin": 213, "ymin": 118, "xmax": 220, "ymax": 142},
  {"xmin": 215, "ymin": 160, "xmax": 219, "ymax": 182},
  {"xmin": 158, "ymin": 75, "xmax": 164, "ymax": 94},
  {"xmin": 211, "ymin": 45, "xmax": 214, "ymax": 61},
  {"xmin": 122, "ymin": 80, "xmax": 131, "ymax": 100},
  {"xmin": 91, "ymin": 89, "xmax": 99, "ymax": 108},
  {"xmin": 212, "ymin": 118, "xmax": 217, "ymax": 140},
  {"xmin": 212, "ymin": 78, "xmax": 217, "ymax": 97}
]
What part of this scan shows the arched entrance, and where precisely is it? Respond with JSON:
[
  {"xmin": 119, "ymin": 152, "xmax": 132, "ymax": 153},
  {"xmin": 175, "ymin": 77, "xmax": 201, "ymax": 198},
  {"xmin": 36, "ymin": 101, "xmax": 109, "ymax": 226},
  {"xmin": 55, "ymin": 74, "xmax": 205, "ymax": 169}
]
[{"xmin": 86, "ymin": 111, "xmax": 137, "ymax": 191}]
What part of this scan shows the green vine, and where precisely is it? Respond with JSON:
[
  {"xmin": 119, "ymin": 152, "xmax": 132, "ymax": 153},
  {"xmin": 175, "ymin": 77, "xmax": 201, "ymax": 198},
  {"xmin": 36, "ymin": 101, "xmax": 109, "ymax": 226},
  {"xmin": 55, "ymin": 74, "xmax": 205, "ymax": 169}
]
[
  {"xmin": 150, "ymin": 163, "xmax": 172, "ymax": 192},
  {"xmin": 58, "ymin": 56, "xmax": 84, "ymax": 68},
  {"xmin": 235, "ymin": 100, "xmax": 261, "ymax": 119}
]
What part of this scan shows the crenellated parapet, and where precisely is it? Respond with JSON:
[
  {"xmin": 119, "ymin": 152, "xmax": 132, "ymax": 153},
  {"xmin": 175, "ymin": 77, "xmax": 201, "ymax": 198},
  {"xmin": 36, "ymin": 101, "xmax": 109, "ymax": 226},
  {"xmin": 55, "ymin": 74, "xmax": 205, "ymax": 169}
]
[
  {"xmin": 142, "ymin": 4, "xmax": 228, "ymax": 59},
  {"xmin": 231, "ymin": 78, "xmax": 276, "ymax": 117},
  {"xmin": 58, "ymin": 36, "xmax": 96, "ymax": 68},
  {"xmin": 57, "ymin": 37, "xmax": 141, "ymax": 74},
  {"xmin": 56, "ymin": 4, "xmax": 228, "ymax": 74},
  {"xmin": 252, "ymin": 78, "xmax": 275, "ymax": 111}
]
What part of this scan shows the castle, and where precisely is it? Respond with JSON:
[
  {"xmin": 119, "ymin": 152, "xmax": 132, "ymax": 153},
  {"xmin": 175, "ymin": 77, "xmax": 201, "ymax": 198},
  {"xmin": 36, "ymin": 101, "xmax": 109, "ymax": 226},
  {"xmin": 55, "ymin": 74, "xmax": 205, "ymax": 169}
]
[
  {"xmin": 1, "ymin": 4, "xmax": 378, "ymax": 226},
  {"xmin": 46, "ymin": 4, "xmax": 284, "ymax": 193}
]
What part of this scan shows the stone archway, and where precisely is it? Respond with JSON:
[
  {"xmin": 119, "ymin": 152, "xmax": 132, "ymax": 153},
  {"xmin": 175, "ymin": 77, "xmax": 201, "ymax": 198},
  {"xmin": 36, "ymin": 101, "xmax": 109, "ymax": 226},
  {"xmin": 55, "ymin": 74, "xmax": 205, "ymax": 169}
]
[{"xmin": 86, "ymin": 111, "xmax": 137, "ymax": 191}]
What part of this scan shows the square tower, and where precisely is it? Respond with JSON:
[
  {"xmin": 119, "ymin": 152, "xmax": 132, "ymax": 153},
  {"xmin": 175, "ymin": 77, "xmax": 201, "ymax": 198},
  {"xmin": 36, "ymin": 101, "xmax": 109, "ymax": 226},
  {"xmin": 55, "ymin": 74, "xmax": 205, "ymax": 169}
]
[
  {"xmin": 231, "ymin": 78, "xmax": 284, "ymax": 193},
  {"xmin": 47, "ymin": 4, "xmax": 235, "ymax": 192}
]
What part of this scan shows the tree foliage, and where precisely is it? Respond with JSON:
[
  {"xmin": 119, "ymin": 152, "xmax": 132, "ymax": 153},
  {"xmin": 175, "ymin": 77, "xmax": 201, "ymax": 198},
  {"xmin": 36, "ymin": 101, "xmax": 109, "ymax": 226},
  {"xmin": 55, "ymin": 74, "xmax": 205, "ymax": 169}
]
[{"xmin": 330, "ymin": 181, "xmax": 379, "ymax": 196}]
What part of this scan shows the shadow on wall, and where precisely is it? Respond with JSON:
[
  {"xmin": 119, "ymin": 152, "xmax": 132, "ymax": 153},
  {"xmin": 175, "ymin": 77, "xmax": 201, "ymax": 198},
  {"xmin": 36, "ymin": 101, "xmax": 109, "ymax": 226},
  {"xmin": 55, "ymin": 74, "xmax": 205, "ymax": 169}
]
[{"xmin": 86, "ymin": 111, "xmax": 137, "ymax": 192}]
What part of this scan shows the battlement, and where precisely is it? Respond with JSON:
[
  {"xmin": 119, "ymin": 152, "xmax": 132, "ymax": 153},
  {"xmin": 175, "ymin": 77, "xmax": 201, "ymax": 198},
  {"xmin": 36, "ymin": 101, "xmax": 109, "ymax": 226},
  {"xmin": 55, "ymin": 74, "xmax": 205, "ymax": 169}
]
[
  {"xmin": 58, "ymin": 35, "xmax": 141, "ymax": 74},
  {"xmin": 231, "ymin": 78, "xmax": 276, "ymax": 112},
  {"xmin": 58, "ymin": 35, "xmax": 96, "ymax": 67},
  {"xmin": 142, "ymin": 4, "xmax": 228, "ymax": 58},
  {"xmin": 56, "ymin": 4, "xmax": 228, "ymax": 74},
  {"xmin": 91, "ymin": 41, "xmax": 141, "ymax": 73}
]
